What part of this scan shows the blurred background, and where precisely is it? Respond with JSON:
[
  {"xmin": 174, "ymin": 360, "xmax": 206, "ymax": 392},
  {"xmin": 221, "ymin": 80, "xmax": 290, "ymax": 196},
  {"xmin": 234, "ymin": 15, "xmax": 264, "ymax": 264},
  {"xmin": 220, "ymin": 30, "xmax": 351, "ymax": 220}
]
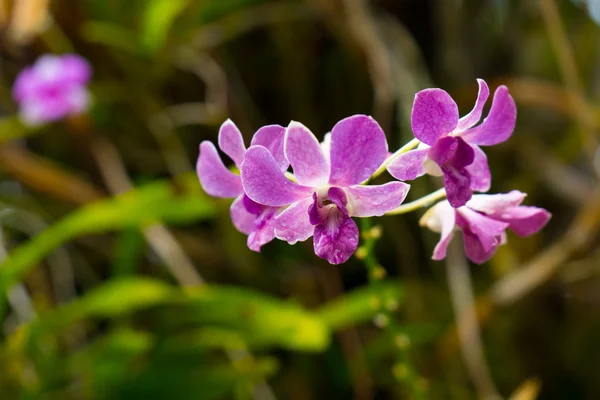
[{"xmin": 1, "ymin": 0, "xmax": 600, "ymax": 399}]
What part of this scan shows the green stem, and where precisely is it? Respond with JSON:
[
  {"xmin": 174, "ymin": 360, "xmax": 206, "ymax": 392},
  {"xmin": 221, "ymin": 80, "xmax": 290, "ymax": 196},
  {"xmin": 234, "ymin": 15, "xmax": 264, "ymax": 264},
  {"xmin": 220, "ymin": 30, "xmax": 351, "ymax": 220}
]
[
  {"xmin": 359, "ymin": 219, "xmax": 426, "ymax": 399},
  {"xmin": 371, "ymin": 138, "xmax": 420, "ymax": 180},
  {"xmin": 386, "ymin": 188, "xmax": 446, "ymax": 216}
]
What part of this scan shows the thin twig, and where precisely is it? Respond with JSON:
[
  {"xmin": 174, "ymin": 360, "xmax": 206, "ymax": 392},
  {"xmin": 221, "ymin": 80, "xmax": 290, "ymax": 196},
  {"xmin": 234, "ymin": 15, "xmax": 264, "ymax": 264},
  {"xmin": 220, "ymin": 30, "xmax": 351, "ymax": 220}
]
[
  {"xmin": 85, "ymin": 132, "xmax": 204, "ymax": 286},
  {"xmin": 339, "ymin": 0, "xmax": 395, "ymax": 130},
  {"xmin": 539, "ymin": 0, "xmax": 599, "ymax": 165}
]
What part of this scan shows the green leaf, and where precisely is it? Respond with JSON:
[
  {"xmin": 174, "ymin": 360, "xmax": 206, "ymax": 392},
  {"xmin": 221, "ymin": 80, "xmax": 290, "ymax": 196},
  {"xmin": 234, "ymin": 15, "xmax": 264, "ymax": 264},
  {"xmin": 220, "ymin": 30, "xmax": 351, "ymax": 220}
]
[
  {"xmin": 0, "ymin": 116, "xmax": 41, "ymax": 142},
  {"xmin": 141, "ymin": 0, "xmax": 190, "ymax": 53},
  {"xmin": 33, "ymin": 278, "xmax": 177, "ymax": 333},
  {"xmin": 112, "ymin": 228, "xmax": 146, "ymax": 277},
  {"xmin": 0, "ymin": 173, "xmax": 215, "ymax": 295},
  {"xmin": 24, "ymin": 278, "xmax": 329, "ymax": 352},
  {"xmin": 179, "ymin": 286, "xmax": 331, "ymax": 352},
  {"xmin": 80, "ymin": 21, "xmax": 140, "ymax": 54},
  {"xmin": 317, "ymin": 281, "xmax": 404, "ymax": 330}
]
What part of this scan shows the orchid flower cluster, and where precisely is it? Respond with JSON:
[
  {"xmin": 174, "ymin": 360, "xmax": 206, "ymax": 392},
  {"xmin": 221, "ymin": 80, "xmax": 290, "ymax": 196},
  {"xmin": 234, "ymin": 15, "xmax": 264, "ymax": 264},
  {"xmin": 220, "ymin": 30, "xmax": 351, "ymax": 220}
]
[{"xmin": 197, "ymin": 79, "xmax": 551, "ymax": 265}]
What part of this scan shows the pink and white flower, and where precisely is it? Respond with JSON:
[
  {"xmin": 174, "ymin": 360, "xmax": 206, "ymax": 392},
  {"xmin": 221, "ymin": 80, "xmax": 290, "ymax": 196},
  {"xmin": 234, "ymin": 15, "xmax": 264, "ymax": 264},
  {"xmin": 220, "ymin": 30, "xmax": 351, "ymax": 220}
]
[
  {"xmin": 196, "ymin": 120, "xmax": 287, "ymax": 252},
  {"xmin": 420, "ymin": 191, "xmax": 551, "ymax": 264},
  {"xmin": 241, "ymin": 115, "xmax": 410, "ymax": 264},
  {"xmin": 387, "ymin": 79, "xmax": 517, "ymax": 208}
]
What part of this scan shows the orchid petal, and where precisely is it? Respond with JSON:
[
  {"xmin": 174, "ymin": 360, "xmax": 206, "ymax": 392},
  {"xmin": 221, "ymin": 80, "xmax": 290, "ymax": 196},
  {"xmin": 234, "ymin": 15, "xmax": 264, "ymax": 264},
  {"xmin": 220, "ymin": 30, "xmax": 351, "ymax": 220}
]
[
  {"xmin": 313, "ymin": 210, "xmax": 359, "ymax": 265},
  {"xmin": 60, "ymin": 54, "xmax": 92, "ymax": 84},
  {"xmin": 275, "ymin": 197, "xmax": 315, "ymax": 244},
  {"xmin": 420, "ymin": 201, "xmax": 456, "ymax": 260},
  {"xmin": 218, "ymin": 119, "xmax": 246, "ymax": 168},
  {"xmin": 247, "ymin": 208, "xmax": 278, "ymax": 252},
  {"xmin": 197, "ymin": 141, "xmax": 243, "ymax": 198},
  {"xmin": 328, "ymin": 187, "xmax": 349, "ymax": 215},
  {"xmin": 241, "ymin": 145, "xmax": 314, "ymax": 207},
  {"xmin": 284, "ymin": 121, "xmax": 330, "ymax": 186},
  {"xmin": 309, "ymin": 193, "xmax": 326, "ymax": 225},
  {"xmin": 251, "ymin": 124, "xmax": 288, "ymax": 171},
  {"xmin": 457, "ymin": 207, "xmax": 509, "ymax": 253},
  {"xmin": 411, "ymin": 88, "xmax": 459, "ymax": 145},
  {"xmin": 497, "ymin": 206, "xmax": 551, "ymax": 237},
  {"xmin": 429, "ymin": 137, "xmax": 475, "ymax": 208},
  {"xmin": 12, "ymin": 67, "xmax": 37, "ymax": 102},
  {"xmin": 462, "ymin": 229, "xmax": 500, "ymax": 264},
  {"xmin": 466, "ymin": 191, "xmax": 527, "ymax": 214},
  {"xmin": 345, "ymin": 182, "xmax": 410, "ymax": 217},
  {"xmin": 455, "ymin": 79, "xmax": 490, "ymax": 132},
  {"xmin": 428, "ymin": 136, "xmax": 475, "ymax": 168},
  {"xmin": 465, "ymin": 144, "xmax": 491, "ymax": 192},
  {"xmin": 230, "ymin": 195, "xmax": 255, "ymax": 235},
  {"xmin": 460, "ymin": 86, "xmax": 517, "ymax": 146},
  {"xmin": 328, "ymin": 115, "xmax": 388, "ymax": 186},
  {"xmin": 386, "ymin": 149, "xmax": 428, "ymax": 181},
  {"xmin": 242, "ymin": 194, "xmax": 265, "ymax": 215}
]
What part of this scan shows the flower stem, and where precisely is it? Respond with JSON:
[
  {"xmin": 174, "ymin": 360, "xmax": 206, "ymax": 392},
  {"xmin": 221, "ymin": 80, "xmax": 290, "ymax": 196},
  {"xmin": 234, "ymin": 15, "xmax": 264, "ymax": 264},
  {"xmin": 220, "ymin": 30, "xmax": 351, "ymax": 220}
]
[
  {"xmin": 371, "ymin": 138, "xmax": 420, "ymax": 180},
  {"xmin": 386, "ymin": 188, "xmax": 447, "ymax": 215},
  {"xmin": 358, "ymin": 219, "xmax": 427, "ymax": 399}
]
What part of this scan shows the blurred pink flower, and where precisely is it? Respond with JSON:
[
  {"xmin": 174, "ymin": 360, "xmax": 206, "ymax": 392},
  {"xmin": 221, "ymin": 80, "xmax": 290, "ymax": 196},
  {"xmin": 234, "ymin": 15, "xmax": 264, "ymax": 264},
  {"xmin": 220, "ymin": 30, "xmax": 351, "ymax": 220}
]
[{"xmin": 12, "ymin": 53, "xmax": 91, "ymax": 126}]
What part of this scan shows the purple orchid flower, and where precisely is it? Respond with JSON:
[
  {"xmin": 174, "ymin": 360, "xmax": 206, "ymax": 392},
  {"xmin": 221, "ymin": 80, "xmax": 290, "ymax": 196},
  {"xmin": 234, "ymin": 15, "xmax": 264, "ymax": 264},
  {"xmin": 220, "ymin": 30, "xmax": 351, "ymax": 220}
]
[
  {"xmin": 196, "ymin": 119, "xmax": 288, "ymax": 252},
  {"xmin": 12, "ymin": 54, "xmax": 92, "ymax": 126},
  {"xmin": 420, "ymin": 191, "xmax": 551, "ymax": 264},
  {"xmin": 386, "ymin": 79, "xmax": 517, "ymax": 208},
  {"xmin": 241, "ymin": 115, "xmax": 410, "ymax": 265}
]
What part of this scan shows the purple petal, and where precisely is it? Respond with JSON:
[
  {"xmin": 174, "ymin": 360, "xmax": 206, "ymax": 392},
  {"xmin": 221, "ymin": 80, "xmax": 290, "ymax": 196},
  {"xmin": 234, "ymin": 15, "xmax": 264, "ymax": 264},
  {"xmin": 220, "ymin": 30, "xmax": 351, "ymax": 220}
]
[
  {"xmin": 218, "ymin": 119, "xmax": 246, "ymax": 168},
  {"xmin": 345, "ymin": 182, "xmax": 410, "ymax": 217},
  {"xmin": 309, "ymin": 192, "xmax": 325, "ymax": 225},
  {"xmin": 251, "ymin": 124, "xmax": 288, "ymax": 171},
  {"xmin": 465, "ymin": 144, "xmax": 491, "ymax": 192},
  {"xmin": 247, "ymin": 208, "xmax": 278, "ymax": 252},
  {"xmin": 386, "ymin": 148, "xmax": 428, "ymax": 181},
  {"xmin": 230, "ymin": 195, "xmax": 255, "ymax": 235},
  {"xmin": 60, "ymin": 54, "xmax": 92, "ymax": 84},
  {"xmin": 328, "ymin": 115, "xmax": 388, "ymax": 186},
  {"xmin": 197, "ymin": 141, "xmax": 243, "ymax": 198},
  {"xmin": 242, "ymin": 194, "xmax": 265, "ymax": 215},
  {"xmin": 241, "ymin": 145, "xmax": 314, "ymax": 207},
  {"xmin": 33, "ymin": 55, "xmax": 63, "ymax": 82},
  {"xmin": 443, "ymin": 167, "xmax": 472, "ymax": 208},
  {"xmin": 466, "ymin": 191, "xmax": 527, "ymax": 215},
  {"xmin": 275, "ymin": 198, "xmax": 315, "ymax": 244},
  {"xmin": 420, "ymin": 201, "xmax": 456, "ymax": 260},
  {"xmin": 462, "ymin": 229, "xmax": 500, "ymax": 264},
  {"xmin": 411, "ymin": 88, "xmax": 459, "ymax": 145},
  {"xmin": 328, "ymin": 187, "xmax": 349, "ymax": 215},
  {"xmin": 460, "ymin": 86, "xmax": 517, "ymax": 146},
  {"xmin": 455, "ymin": 79, "xmax": 490, "ymax": 132},
  {"xmin": 284, "ymin": 121, "xmax": 330, "ymax": 186},
  {"xmin": 428, "ymin": 136, "xmax": 475, "ymax": 168},
  {"xmin": 495, "ymin": 206, "xmax": 551, "ymax": 237},
  {"xmin": 12, "ymin": 67, "xmax": 37, "ymax": 102},
  {"xmin": 456, "ymin": 207, "xmax": 508, "ymax": 253},
  {"xmin": 313, "ymin": 210, "xmax": 359, "ymax": 265},
  {"xmin": 429, "ymin": 137, "xmax": 475, "ymax": 208},
  {"xmin": 65, "ymin": 86, "xmax": 90, "ymax": 115}
]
